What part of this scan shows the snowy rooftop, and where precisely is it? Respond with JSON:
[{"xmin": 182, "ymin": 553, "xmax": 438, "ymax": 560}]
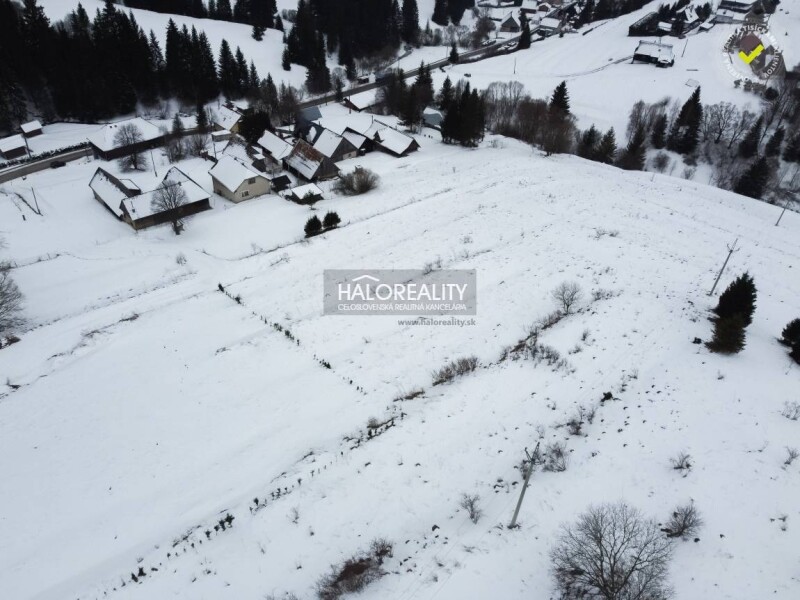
[
  {"xmin": 20, "ymin": 120, "xmax": 42, "ymax": 134},
  {"xmin": 289, "ymin": 183, "xmax": 323, "ymax": 199},
  {"xmin": 344, "ymin": 90, "xmax": 378, "ymax": 110},
  {"xmin": 634, "ymin": 40, "xmax": 675, "ymax": 61},
  {"xmin": 540, "ymin": 16, "xmax": 561, "ymax": 28},
  {"xmin": 87, "ymin": 118, "xmax": 162, "ymax": 152},
  {"xmin": 257, "ymin": 130, "xmax": 293, "ymax": 160},
  {"xmin": 89, "ymin": 168, "xmax": 130, "ymax": 217},
  {"xmin": 312, "ymin": 129, "xmax": 348, "ymax": 159},
  {"xmin": 373, "ymin": 126, "xmax": 417, "ymax": 155},
  {"xmin": 121, "ymin": 168, "xmax": 208, "ymax": 221},
  {"xmin": 285, "ymin": 141, "xmax": 326, "ymax": 180},
  {"xmin": 0, "ymin": 134, "xmax": 26, "ymax": 154},
  {"xmin": 213, "ymin": 106, "xmax": 242, "ymax": 131},
  {"xmin": 342, "ymin": 130, "xmax": 368, "ymax": 150},
  {"xmin": 209, "ymin": 155, "xmax": 261, "ymax": 193}
]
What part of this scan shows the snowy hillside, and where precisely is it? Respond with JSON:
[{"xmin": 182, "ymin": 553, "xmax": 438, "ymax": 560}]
[{"xmin": 1, "ymin": 115, "xmax": 799, "ymax": 600}]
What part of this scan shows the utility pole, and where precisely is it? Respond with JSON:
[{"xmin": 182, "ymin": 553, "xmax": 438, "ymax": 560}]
[
  {"xmin": 509, "ymin": 442, "xmax": 541, "ymax": 529},
  {"xmin": 708, "ymin": 238, "xmax": 739, "ymax": 296},
  {"xmin": 775, "ymin": 202, "xmax": 788, "ymax": 226},
  {"xmin": 150, "ymin": 149, "xmax": 157, "ymax": 177}
]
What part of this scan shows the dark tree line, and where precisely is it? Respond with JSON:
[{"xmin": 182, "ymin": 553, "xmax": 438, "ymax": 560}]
[
  {"xmin": 120, "ymin": 0, "xmax": 280, "ymax": 31},
  {"xmin": 431, "ymin": 0, "xmax": 475, "ymax": 26},
  {"xmin": 0, "ymin": 0, "xmax": 264, "ymax": 130}
]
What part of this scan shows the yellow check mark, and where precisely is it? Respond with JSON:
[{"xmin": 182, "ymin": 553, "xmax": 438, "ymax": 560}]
[{"xmin": 739, "ymin": 44, "xmax": 764, "ymax": 64}]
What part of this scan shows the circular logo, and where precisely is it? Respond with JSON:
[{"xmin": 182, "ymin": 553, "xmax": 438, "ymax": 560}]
[{"xmin": 722, "ymin": 22, "xmax": 784, "ymax": 84}]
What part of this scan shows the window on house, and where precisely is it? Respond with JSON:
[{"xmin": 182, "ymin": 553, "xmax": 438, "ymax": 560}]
[
  {"xmin": 242, "ymin": 190, "xmax": 250, "ymax": 197},
  {"xmin": 247, "ymin": 178, "xmax": 256, "ymax": 184}
]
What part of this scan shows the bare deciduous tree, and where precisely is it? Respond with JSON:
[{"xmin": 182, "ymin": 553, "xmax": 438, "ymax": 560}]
[
  {"xmin": 664, "ymin": 502, "xmax": 703, "ymax": 539},
  {"xmin": 551, "ymin": 502, "xmax": 673, "ymax": 600},
  {"xmin": 186, "ymin": 134, "xmax": 209, "ymax": 157},
  {"xmin": 151, "ymin": 182, "xmax": 188, "ymax": 235},
  {"xmin": 552, "ymin": 281, "xmax": 583, "ymax": 315},
  {"xmin": 114, "ymin": 123, "xmax": 146, "ymax": 171},
  {"xmin": 1, "ymin": 259, "xmax": 24, "ymax": 335},
  {"xmin": 459, "ymin": 493, "xmax": 482, "ymax": 524}
]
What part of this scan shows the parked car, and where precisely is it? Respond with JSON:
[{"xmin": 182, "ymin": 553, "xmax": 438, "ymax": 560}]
[{"xmin": 50, "ymin": 160, "xmax": 66, "ymax": 169}]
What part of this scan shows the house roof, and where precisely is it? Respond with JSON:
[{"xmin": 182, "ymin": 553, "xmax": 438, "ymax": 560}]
[
  {"xmin": 89, "ymin": 167, "xmax": 134, "ymax": 217},
  {"xmin": 214, "ymin": 105, "xmax": 242, "ymax": 131},
  {"xmin": 313, "ymin": 129, "xmax": 354, "ymax": 159},
  {"xmin": 20, "ymin": 120, "xmax": 42, "ymax": 134},
  {"xmin": 423, "ymin": 108, "xmax": 443, "ymax": 127},
  {"xmin": 540, "ymin": 16, "xmax": 561, "ymax": 28},
  {"xmin": 634, "ymin": 41, "xmax": 675, "ymax": 61},
  {"xmin": 257, "ymin": 130, "xmax": 293, "ymax": 160},
  {"xmin": 122, "ymin": 168, "xmax": 208, "ymax": 221},
  {"xmin": 373, "ymin": 126, "xmax": 417, "ymax": 155},
  {"xmin": 290, "ymin": 183, "xmax": 323, "ymax": 199},
  {"xmin": 209, "ymin": 155, "xmax": 262, "ymax": 193},
  {"xmin": 0, "ymin": 134, "xmax": 26, "ymax": 154},
  {"xmin": 269, "ymin": 174, "xmax": 292, "ymax": 189},
  {"xmin": 88, "ymin": 118, "xmax": 162, "ymax": 152},
  {"xmin": 342, "ymin": 130, "xmax": 368, "ymax": 150},
  {"xmin": 344, "ymin": 90, "xmax": 378, "ymax": 111},
  {"xmin": 299, "ymin": 106, "xmax": 322, "ymax": 123},
  {"xmin": 285, "ymin": 140, "xmax": 327, "ymax": 180},
  {"xmin": 502, "ymin": 14, "xmax": 520, "ymax": 27}
]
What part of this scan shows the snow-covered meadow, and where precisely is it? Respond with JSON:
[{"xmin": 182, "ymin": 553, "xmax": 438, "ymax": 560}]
[{"xmin": 1, "ymin": 123, "xmax": 799, "ymax": 599}]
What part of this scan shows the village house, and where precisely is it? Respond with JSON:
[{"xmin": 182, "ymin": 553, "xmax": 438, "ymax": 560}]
[
  {"xmin": 0, "ymin": 134, "xmax": 28, "ymax": 160},
  {"xmin": 269, "ymin": 174, "xmax": 292, "ymax": 192},
  {"xmin": 89, "ymin": 167, "xmax": 141, "ymax": 217},
  {"xmin": 20, "ymin": 120, "xmax": 43, "ymax": 138},
  {"xmin": 342, "ymin": 90, "xmax": 379, "ymax": 112},
  {"xmin": 213, "ymin": 105, "xmax": 243, "ymax": 133},
  {"xmin": 423, "ymin": 108, "xmax": 444, "ymax": 130},
  {"xmin": 342, "ymin": 130, "xmax": 370, "ymax": 155},
  {"xmin": 209, "ymin": 155, "xmax": 271, "ymax": 203},
  {"xmin": 88, "ymin": 166, "xmax": 210, "ymax": 229},
  {"xmin": 312, "ymin": 129, "xmax": 358, "ymax": 163},
  {"xmin": 287, "ymin": 183, "xmax": 324, "ymax": 204},
  {"xmin": 714, "ymin": 0, "xmax": 758, "ymax": 23},
  {"xmin": 257, "ymin": 130, "xmax": 293, "ymax": 165},
  {"xmin": 87, "ymin": 117, "xmax": 165, "ymax": 161},
  {"xmin": 343, "ymin": 119, "xmax": 419, "ymax": 157},
  {"xmin": 285, "ymin": 140, "xmax": 339, "ymax": 182},
  {"xmin": 500, "ymin": 13, "xmax": 521, "ymax": 33},
  {"xmin": 121, "ymin": 168, "xmax": 210, "ymax": 230},
  {"xmin": 632, "ymin": 40, "xmax": 675, "ymax": 67}
]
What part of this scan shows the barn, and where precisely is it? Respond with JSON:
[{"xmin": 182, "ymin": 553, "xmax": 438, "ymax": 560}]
[
  {"xmin": 20, "ymin": 120, "xmax": 43, "ymax": 138},
  {"xmin": 120, "ymin": 168, "xmax": 210, "ymax": 230},
  {"xmin": 88, "ymin": 118, "xmax": 165, "ymax": 161},
  {"xmin": 0, "ymin": 134, "xmax": 28, "ymax": 160},
  {"xmin": 285, "ymin": 140, "xmax": 339, "ymax": 182},
  {"xmin": 632, "ymin": 41, "xmax": 675, "ymax": 67}
]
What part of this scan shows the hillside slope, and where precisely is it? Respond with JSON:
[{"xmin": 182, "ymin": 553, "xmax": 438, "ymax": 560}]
[{"xmin": 1, "ymin": 129, "xmax": 798, "ymax": 599}]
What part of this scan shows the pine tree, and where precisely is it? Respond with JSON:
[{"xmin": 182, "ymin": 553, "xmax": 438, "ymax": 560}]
[
  {"xmin": 738, "ymin": 116, "xmax": 762, "ymax": 158},
  {"xmin": 196, "ymin": 101, "xmax": 209, "ymax": 132},
  {"xmin": 783, "ymin": 132, "xmax": 800, "ymax": 163},
  {"xmin": 667, "ymin": 87, "xmax": 702, "ymax": 154},
  {"xmin": 401, "ymin": 0, "xmax": 419, "ymax": 44},
  {"xmin": 616, "ymin": 124, "xmax": 646, "ymax": 170},
  {"xmin": 172, "ymin": 112, "xmax": 185, "ymax": 135},
  {"xmin": 550, "ymin": 81, "xmax": 570, "ymax": 115},
  {"xmin": 218, "ymin": 39, "xmax": 238, "ymax": 97},
  {"xmin": 252, "ymin": 24, "xmax": 264, "ymax": 40},
  {"xmin": 650, "ymin": 113, "xmax": 667, "ymax": 149},
  {"xmin": 518, "ymin": 14, "xmax": 531, "ymax": 50},
  {"xmin": 596, "ymin": 128, "xmax": 617, "ymax": 164},
  {"xmin": 305, "ymin": 215, "xmax": 322, "ymax": 237},
  {"xmin": 449, "ymin": 42, "xmax": 459, "ymax": 64},
  {"xmin": 432, "ymin": 0, "xmax": 448, "ymax": 26},
  {"xmin": 437, "ymin": 76, "xmax": 454, "ymax": 111},
  {"xmin": 282, "ymin": 47, "xmax": 290, "ymax": 70},
  {"xmin": 733, "ymin": 156, "xmax": 771, "ymax": 199},
  {"xmin": 577, "ymin": 125, "xmax": 600, "ymax": 159},
  {"xmin": 714, "ymin": 272, "xmax": 757, "ymax": 326},
  {"xmin": 706, "ymin": 314, "xmax": 746, "ymax": 354},
  {"xmin": 217, "ymin": 0, "xmax": 233, "ymax": 20},
  {"xmin": 764, "ymin": 126, "xmax": 784, "ymax": 157},
  {"xmin": 780, "ymin": 318, "xmax": 800, "ymax": 346}
]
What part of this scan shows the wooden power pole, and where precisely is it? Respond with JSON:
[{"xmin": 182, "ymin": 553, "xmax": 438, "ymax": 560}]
[
  {"xmin": 509, "ymin": 442, "xmax": 541, "ymax": 529},
  {"xmin": 708, "ymin": 238, "xmax": 739, "ymax": 297}
]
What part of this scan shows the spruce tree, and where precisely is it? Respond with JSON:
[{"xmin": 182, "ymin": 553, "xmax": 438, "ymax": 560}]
[
  {"xmin": 616, "ymin": 124, "xmax": 646, "ymax": 170},
  {"xmin": 282, "ymin": 47, "xmax": 290, "ymax": 70},
  {"xmin": 432, "ymin": 0, "xmax": 448, "ymax": 26},
  {"xmin": 651, "ymin": 113, "xmax": 667, "ymax": 149},
  {"xmin": 172, "ymin": 112, "xmax": 185, "ymax": 135},
  {"xmin": 449, "ymin": 42, "xmax": 459, "ymax": 64},
  {"xmin": 738, "ymin": 116, "xmax": 762, "ymax": 158},
  {"xmin": 596, "ymin": 128, "xmax": 617, "ymax": 164},
  {"xmin": 304, "ymin": 215, "xmax": 322, "ymax": 237},
  {"xmin": 196, "ymin": 102, "xmax": 209, "ymax": 132},
  {"xmin": 437, "ymin": 76, "xmax": 454, "ymax": 111},
  {"xmin": 518, "ymin": 14, "xmax": 531, "ymax": 50},
  {"xmin": 783, "ymin": 132, "xmax": 800, "ymax": 163},
  {"xmin": 577, "ymin": 125, "xmax": 599, "ymax": 159},
  {"xmin": 550, "ymin": 81, "xmax": 570, "ymax": 115},
  {"xmin": 764, "ymin": 126, "xmax": 784, "ymax": 157},
  {"xmin": 667, "ymin": 87, "xmax": 702, "ymax": 154},
  {"xmin": 733, "ymin": 156, "xmax": 771, "ymax": 199},
  {"xmin": 217, "ymin": 0, "xmax": 233, "ymax": 20},
  {"xmin": 401, "ymin": 0, "xmax": 419, "ymax": 44},
  {"xmin": 706, "ymin": 314, "xmax": 746, "ymax": 354},
  {"xmin": 714, "ymin": 272, "xmax": 757, "ymax": 326},
  {"xmin": 780, "ymin": 318, "xmax": 800, "ymax": 346}
]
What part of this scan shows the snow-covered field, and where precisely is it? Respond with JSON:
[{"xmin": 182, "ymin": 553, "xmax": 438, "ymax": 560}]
[{"xmin": 1, "ymin": 117, "xmax": 799, "ymax": 600}]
